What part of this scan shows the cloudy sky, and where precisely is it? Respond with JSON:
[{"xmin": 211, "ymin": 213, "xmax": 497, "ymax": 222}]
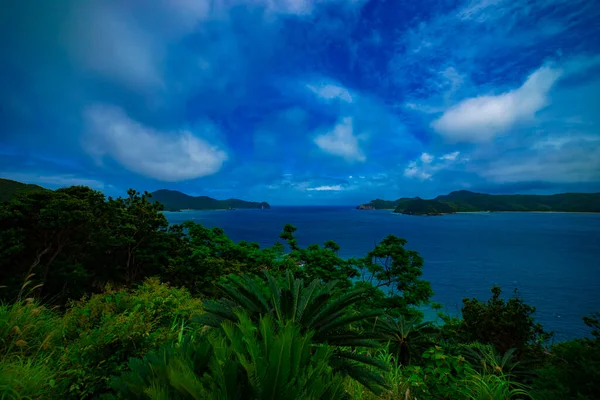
[{"xmin": 1, "ymin": 0, "xmax": 599, "ymax": 205}]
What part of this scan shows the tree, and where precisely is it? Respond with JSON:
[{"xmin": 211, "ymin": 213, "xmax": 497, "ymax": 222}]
[
  {"xmin": 0, "ymin": 187, "xmax": 107, "ymax": 302},
  {"xmin": 460, "ymin": 286, "xmax": 552, "ymax": 356},
  {"xmin": 162, "ymin": 221, "xmax": 286, "ymax": 297},
  {"xmin": 351, "ymin": 235, "xmax": 433, "ymax": 316},
  {"xmin": 279, "ymin": 224, "xmax": 358, "ymax": 286},
  {"xmin": 532, "ymin": 313, "xmax": 600, "ymax": 400}
]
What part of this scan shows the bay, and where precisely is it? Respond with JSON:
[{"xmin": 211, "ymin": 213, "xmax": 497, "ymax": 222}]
[{"xmin": 165, "ymin": 206, "xmax": 600, "ymax": 341}]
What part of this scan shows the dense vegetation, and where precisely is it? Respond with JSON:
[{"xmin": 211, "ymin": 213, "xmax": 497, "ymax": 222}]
[
  {"xmin": 0, "ymin": 178, "xmax": 46, "ymax": 203},
  {"xmin": 357, "ymin": 190, "xmax": 600, "ymax": 215},
  {"xmin": 1, "ymin": 185, "xmax": 598, "ymax": 399},
  {"xmin": 150, "ymin": 189, "xmax": 270, "ymax": 211}
]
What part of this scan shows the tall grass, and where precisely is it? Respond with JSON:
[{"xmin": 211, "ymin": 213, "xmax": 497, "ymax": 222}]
[
  {"xmin": 0, "ymin": 301, "xmax": 60, "ymax": 359},
  {"xmin": 0, "ymin": 299, "xmax": 63, "ymax": 399},
  {"xmin": 458, "ymin": 370, "xmax": 531, "ymax": 399},
  {"xmin": 0, "ymin": 356, "xmax": 57, "ymax": 400}
]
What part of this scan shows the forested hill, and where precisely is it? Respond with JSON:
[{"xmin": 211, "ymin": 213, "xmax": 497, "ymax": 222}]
[
  {"xmin": 151, "ymin": 189, "xmax": 271, "ymax": 211},
  {"xmin": 358, "ymin": 190, "xmax": 600, "ymax": 215},
  {"xmin": 0, "ymin": 178, "xmax": 46, "ymax": 203}
]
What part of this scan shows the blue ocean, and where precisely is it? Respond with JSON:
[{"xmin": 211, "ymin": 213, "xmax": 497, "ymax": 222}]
[{"xmin": 165, "ymin": 207, "xmax": 600, "ymax": 341}]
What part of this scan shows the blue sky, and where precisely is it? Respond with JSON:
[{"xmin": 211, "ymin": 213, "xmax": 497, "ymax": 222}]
[{"xmin": 1, "ymin": 0, "xmax": 599, "ymax": 205}]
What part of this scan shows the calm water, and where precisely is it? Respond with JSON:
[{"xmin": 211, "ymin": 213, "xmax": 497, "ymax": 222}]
[{"xmin": 165, "ymin": 207, "xmax": 600, "ymax": 341}]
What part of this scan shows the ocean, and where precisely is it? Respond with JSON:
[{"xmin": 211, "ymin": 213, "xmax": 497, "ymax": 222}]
[{"xmin": 165, "ymin": 207, "xmax": 600, "ymax": 341}]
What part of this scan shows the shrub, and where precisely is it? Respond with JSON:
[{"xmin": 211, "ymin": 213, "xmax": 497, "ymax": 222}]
[{"xmin": 58, "ymin": 278, "xmax": 202, "ymax": 399}]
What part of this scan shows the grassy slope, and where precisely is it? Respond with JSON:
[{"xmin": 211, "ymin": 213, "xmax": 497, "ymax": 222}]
[{"xmin": 0, "ymin": 178, "xmax": 47, "ymax": 203}]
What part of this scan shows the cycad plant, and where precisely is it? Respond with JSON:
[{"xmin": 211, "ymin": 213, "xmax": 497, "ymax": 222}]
[
  {"xmin": 460, "ymin": 343, "xmax": 536, "ymax": 382},
  {"xmin": 371, "ymin": 315, "xmax": 438, "ymax": 365},
  {"xmin": 110, "ymin": 311, "xmax": 349, "ymax": 399},
  {"xmin": 195, "ymin": 271, "xmax": 388, "ymax": 394}
]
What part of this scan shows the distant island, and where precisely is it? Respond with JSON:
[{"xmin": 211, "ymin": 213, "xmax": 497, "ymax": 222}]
[
  {"xmin": 150, "ymin": 189, "xmax": 270, "ymax": 211},
  {"xmin": 357, "ymin": 190, "xmax": 600, "ymax": 216},
  {"xmin": 0, "ymin": 178, "xmax": 46, "ymax": 203},
  {"xmin": 0, "ymin": 179, "xmax": 270, "ymax": 212}
]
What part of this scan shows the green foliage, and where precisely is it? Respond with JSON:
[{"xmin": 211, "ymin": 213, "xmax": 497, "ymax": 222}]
[
  {"xmin": 400, "ymin": 345, "xmax": 471, "ymax": 399},
  {"xmin": 0, "ymin": 300, "xmax": 63, "ymax": 399},
  {"xmin": 460, "ymin": 343, "xmax": 537, "ymax": 383},
  {"xmin": 163, "ymin": 221, "xmax": 286, "ymax": 296},
  {"xmin": 0, "ymin": 356, "xmax": 59, "ymax": 400},
  {"xmin": 459, "ymin": 286, "xmax": 552, "ymax": 356},
  {"xmin": 58, "ymin": 279, "xmax": 202, "ymax": 399},
  {"xmin": 0, "ymin": 300, "xmax": 59, "ymax": 359},
  {"xmin": 0, "ymin": 182, "xmax": 597, "ymax": 399},
  {"xmin": 531, "ymin": 313, "xmax": 600, "ymax": 400},
  {"xmin": 196, "ymin": 271, "xmax": 388, "ymax": 394},
  {"xmin": 394, "ymin": 198, "xmax": 457, "ymax": 216},
  {"xmin": 150, "ymin": 188, "xmax": 270, "ymax": 211},
  {"xmin": 0, "ymin": 178, "xmax": 46, "ymax": 203},
  {"xmin": 352, "ymin": 235, "xmax": 433, "ymax": 315},
  {"xmin": 371, "ymin": 315, "xmax": 438, "ymax": 365},
  {"xmin": 111, "ymin": 312, "xmax": 349, "ymax": 399},
  {"xmin": 457, "ymin": 369, "xmax": 531, "ymax": 400},
  {"xmin": 365, "ymin": 190, "xmax": 600, "ymax": 214},
  {"xmin": 0, "ymin": 187, "xmax": 178, "ymax": 304}
]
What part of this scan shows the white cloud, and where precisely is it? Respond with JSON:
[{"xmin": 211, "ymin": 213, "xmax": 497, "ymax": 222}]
[
  {"xmin": 307, "ymin": 83, "xmax": 354, "ymax": 103},
  {"xmin": 404, "ymin": 151, "xmax": 465, "ymax": 181},
  {"xmin": 314, "ymin": 117, "xmax": 366, "ymax": 162},
  {"xmin": 441, "ymin": 151, "xmax": 460, "ymax": 161},
  {"xmin": 84, "ymin": 105, "xmax": 227, "ymax": 182},
  {"xmin": 306, "ymin": 185, "xmax": 345, "ymax": 191},
  {"xmin": 420, "ymin": 153, "xmax": 434, "ymax": 163},
  {"xmin": 404, "ymin": 161, "xmax": 433, "ymax": 180},
  {"xmin": 431, "ymin": 65, "xmax": 562, "ymax": 142}
]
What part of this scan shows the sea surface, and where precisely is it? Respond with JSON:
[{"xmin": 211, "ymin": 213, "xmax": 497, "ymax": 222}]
[{"xmin": 165, "ymin": 207, "xmax": 600, "ymax": 341}]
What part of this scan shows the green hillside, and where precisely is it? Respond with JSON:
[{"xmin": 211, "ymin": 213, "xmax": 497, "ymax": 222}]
[
  {"xmin": 437, "ymin": 190, "xmax": 600, "ymax": 212},
  {"xmin": 151, "ymin": 189, "xmax": 271, "ymax": 211},
  {"xmin": 356, "ymin": 198, "xmax": 412, "ymax": 210},
  {"xmin": 394, "ymin": 198, "xmax": 457, "ymax": 216},
  {"xmin": 358, "ymin": 190, "xmax": 600, "ymax": 215},
  {"xmin": 0, "ymin": 178, "xmax": 46, "ymax": 203}
]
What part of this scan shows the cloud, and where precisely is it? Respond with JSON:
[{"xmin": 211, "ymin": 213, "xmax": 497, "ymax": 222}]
[
  {"xmin": 404, "ymin": 161, "xmax": 433, "ymax": 180},
  {"xmin": 420, "ymin": 153, "xmax": 434, "ymax": 163},
  {"xmin": 440, "ymin": 151, "xmax": 460, "ymax": 161},
  {"xmin": 306, "ymin": 83, "xmax": 354, "ymax": 103},
  {"xmin": 84, "ymin": 105, "xmax": 227, "ymax": 182},
  {"xmin": 431, "ymin": 65, "xmax": 562, "ymax": 142},
  {"xmin": 314, "ymin": 117, "xmax": 366, "ymax": 162},
  {"xmin": 306, "ymin": 185, "xmax": 345, "ymax": 191},
  {"xmin": 404, "ymin": 151, "xmax": 466, "ymax": 181},
  {"xmin": 480, "ymin": 135, "xmax": 600, "ymax": 183}
]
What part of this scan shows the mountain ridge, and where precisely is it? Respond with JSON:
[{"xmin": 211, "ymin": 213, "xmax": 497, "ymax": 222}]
[
  {"xmin": 0, "ymin": 178, "xmax": 47, "ymax": 203},
  {"xmin": 150, "ymin": 189, "xmax": 271, "ymax": 211},
  {"xmin": 357, "ymin": 190, "xmax": 600, "ymax": 215}
]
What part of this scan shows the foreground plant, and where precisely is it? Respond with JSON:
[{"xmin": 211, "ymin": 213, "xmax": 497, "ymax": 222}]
[
  {"xmin": 196, "ymin": 271, "xmax": 388, "ymax": 394},
  {"xmin": 110, "ymin": 311, "xmax": 349, "ymax": 399}
]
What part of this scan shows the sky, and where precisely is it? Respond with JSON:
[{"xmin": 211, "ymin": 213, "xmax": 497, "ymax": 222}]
[{"xmin": 1, "ymin": 0, "xmax": 600, "ymax": 205}]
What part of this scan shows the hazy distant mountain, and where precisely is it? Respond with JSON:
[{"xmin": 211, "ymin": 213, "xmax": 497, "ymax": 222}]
[
  {"xmin": 358, "ymin": 190, "xmax": 600, "ymax": 215},
  {"xmin": 150, "ymin": 189, "xmax": 271, "ymax": 211},
  {"xmin": 0, "ymin": 178, "xmax": 47, "ymax": 203}
]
